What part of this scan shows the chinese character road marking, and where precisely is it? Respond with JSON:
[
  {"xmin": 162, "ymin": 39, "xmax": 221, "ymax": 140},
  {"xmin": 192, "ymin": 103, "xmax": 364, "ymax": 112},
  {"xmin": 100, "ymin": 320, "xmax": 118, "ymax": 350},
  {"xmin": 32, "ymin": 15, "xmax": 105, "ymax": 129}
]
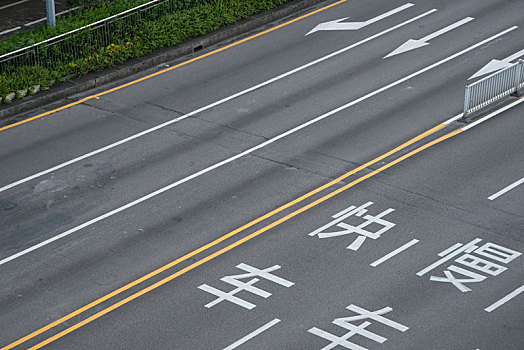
[
  {"xmin": 198, "ymin": 263, "xmax": 294, "ymax": 309},
  {"xmin": 418, "ymin": 239, "xmax": 521, "ymax": 292},
  {"xmin": 417, "ymin": 238, "xmax": 482, "ymax": 276},
  {"xmin": 309, "ymin": 202, "xmax": 395, "ymax": 251},
  {"xmin": 309, "ymin": 305, "xmax": 408, "ymax": 350}
]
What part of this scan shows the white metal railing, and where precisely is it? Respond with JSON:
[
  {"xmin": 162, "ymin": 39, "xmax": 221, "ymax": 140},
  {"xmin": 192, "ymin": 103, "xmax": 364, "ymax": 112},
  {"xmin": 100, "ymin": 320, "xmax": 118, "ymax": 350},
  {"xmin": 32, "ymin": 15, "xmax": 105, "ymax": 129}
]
[
  {"xmin": 463, "ymin": 59, "xmax": 524, "ymax": 116},
  {"xmin": 0, "ymin": 0, "xmax": 183, "ymax": 73}
]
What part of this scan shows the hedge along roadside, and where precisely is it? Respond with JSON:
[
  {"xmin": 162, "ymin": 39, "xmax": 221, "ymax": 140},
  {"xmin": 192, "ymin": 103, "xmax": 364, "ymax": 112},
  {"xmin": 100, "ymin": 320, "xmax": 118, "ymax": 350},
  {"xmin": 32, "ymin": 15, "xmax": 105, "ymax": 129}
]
[{"xmin": 0, "ymin": 0, "xmax": 294, "ymax": 104}]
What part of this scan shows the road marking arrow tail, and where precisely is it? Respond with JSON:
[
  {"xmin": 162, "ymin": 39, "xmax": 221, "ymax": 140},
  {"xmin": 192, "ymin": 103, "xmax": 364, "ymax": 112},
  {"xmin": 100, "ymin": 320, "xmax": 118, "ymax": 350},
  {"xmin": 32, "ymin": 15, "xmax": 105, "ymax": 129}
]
[
  {"xmin": 306, "ymin": 2, "xmax": 414, "ymax": 36},
  {"xmin": 469, "ymin": 48, "xmax": 524, "ymax": 79},
  {"xmin": 384, "ymin": 17, "xmax": 474, "ymax": 58}
]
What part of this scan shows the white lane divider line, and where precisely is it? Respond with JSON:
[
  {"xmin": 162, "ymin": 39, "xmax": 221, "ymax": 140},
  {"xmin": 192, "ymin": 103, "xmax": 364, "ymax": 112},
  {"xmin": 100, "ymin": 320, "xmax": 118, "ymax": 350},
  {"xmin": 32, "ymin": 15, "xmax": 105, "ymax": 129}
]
[
  {"xmin": 0, "ymin": 0, "xmax": 28, "ymax": 11},
  {"xmin": 488, "ymin": 176, "xmax": 524, "ymax": 201},
  {"xmin": 370, "ymin": 239, "xmax": 419, "ymax": 267},
  {"xmin": 484, "ymin": 284, "xmax": 524, "ymax": 312},
  {"xmin": 461, "ymin": 94, "xmax": 524, "ymax": 131},
  {"xmin": 0, "ymin": 26, "xmax": 21, "ymax": 35},
  {"xmin": 0, "ymin": 8, "xmax": 437, "ymax": 195},
  {"xmin": 23, "ymin": 7, "xmax": 81, "ymax": 27},
  {"xmin": 223, "ymin": 318, "xmax": 281, "ymax": 350},
  {"xmin": 0, "ymin": 26, "xmax": 516, "ymax": 267}
]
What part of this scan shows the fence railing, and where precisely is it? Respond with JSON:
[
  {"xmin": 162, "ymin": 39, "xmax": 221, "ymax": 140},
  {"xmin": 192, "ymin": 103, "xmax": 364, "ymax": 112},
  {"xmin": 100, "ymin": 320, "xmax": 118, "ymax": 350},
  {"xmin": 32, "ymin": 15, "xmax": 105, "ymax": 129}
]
[
  {"xmin": 0, "ymin": 0, "xmax": 196, "ymax": 73},
  {"xmin": 463, "ymin": 59, "xmax": 524, "ymax": 116}
]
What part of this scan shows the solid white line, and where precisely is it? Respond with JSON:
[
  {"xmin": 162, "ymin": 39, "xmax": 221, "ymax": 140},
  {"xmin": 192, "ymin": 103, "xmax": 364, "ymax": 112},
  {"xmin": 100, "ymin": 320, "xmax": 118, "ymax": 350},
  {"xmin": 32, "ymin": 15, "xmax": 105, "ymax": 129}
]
[
  {"xmin": 223, "ymin": 319, "xmax": 281, "ymax": 350},
  {"xmin": 0, "ymin": 9, "xmax": 436, "ymax": 195},
  {"xmin": 24, "ymin": 17, "xmax": 46, "ymax": 27},
  {"xmin": 422, "ymin": 17, "xmax": 474, "ymax": 42},
  {"xmin": 484, "ymin": 285, "xmax": 524, "ymax": 312},
  {"xmin": 488, "ymin": 176, "xmax": 524, "ymax": 200},
  {"xmin": 365, "ymin": 3, "xmax": 414, "ymax": 25},
  {"xmin": 443, "ymin": 113, "xmax": 463, "ymax": 124},
  {"xmin": 370, "ymin": 239, "xmax": 419, "ymax": 267},
  {"xmin": 0, "ymin": 0, "xmax": 28, "ymax": 11},
  {"xmin": 23, "ymin": 7, "xmax": 81, "ymax": 26},
  {"xmin": 461, "ymin": 94, "xmax": 524, "ymax": 131},
  {"xmin": 0, "ymin": 27, "xmax": 515, "ymax": 267},
  {"xmin": 0, "ymin": 26, "xmax": 21, "ymax": 35}
]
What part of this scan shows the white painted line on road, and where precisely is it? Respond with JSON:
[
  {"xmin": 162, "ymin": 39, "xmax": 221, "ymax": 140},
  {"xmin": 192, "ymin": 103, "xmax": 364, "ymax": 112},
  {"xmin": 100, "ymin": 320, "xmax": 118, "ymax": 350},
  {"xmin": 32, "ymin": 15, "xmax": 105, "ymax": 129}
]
[
  {"xmin": 0, "ymin": 0, "xmax": 28, "ymax": 11},
  {"xmin": 470, "ymin": 48, "xmax": 524, "ymax": 79},
  {"xmin": 305, "ymin": 2, "xmax": 414, "ymax": 35},
  {"xmin": 484, "ymin": 284, "xmax": 524, "ymax": 312},
  {"xmin": 370, "ymin": 239, "xmax": 419, "ymax": 267},
  {"xmin": 461, "ymin": 95, "xmax": 524, "ymax": 131},
  {"xmin": 24, "ymin": 17, "xmax": 47, "ymax": 27},
  {"xmin": 417, "ymin": 238, "xmax": 482, "ymax": 276},
  {"xmin": 438, "ymin": 242, "xmax": 463, "ymax": 257},
  {"xmin": 0, "ymin": 26, "xmax": 515, "ymax": 267},
  {"xmin": 0, "ymin": 26, "xmax": 21, "ymax": 35},
  {"xmin": 385, "ymin": 17, "xmax": 474, "ymax": 58},
  {"xmin": 224, "ymin": 319, "xmax": 281, "ymax": 350},
  {"xmin": 443, "ymin": 113, "xmax": 463, "ymax": 124},
  {"xmin": 23, "ymin": 7, "xmax": 81, "ymax": 26},
  {"xmin": 488, "ymin": 176, "xmax": 524, "ymax": 200},
  {"xmin": 0, "ymin": 8, "xmax": 436, "ymax": 195}
]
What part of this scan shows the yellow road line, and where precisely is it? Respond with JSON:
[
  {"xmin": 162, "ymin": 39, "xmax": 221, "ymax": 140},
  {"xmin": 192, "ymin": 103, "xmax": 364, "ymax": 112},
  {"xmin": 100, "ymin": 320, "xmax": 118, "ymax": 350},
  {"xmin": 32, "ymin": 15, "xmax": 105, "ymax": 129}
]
[
  {"xmin": 0, "ymin": 0, "xmax": 348, "ymax": 133},
  {"xmin": 0, "ymin": 122, "xmax": 445, "ymax": 350},
  {"xmin": 27, "ymin": 127, "xmax": 464, "ymax": 350}
]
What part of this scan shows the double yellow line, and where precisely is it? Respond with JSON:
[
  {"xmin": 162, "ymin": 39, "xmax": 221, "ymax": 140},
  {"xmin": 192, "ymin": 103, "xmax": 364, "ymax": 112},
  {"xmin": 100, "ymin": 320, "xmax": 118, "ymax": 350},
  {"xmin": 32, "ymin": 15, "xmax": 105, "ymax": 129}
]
[{"xmin": 2, "ymin": 121, "xmax": 464, "ymax": 350}]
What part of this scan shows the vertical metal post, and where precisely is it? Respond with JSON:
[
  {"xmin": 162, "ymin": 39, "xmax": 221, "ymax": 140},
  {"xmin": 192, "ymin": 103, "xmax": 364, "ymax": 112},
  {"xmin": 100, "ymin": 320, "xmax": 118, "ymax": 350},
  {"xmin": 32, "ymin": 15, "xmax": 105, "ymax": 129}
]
[
  {"xmin": 463, "ymin": 84, "xmax": 470, "ymax": 118},
  {"xmin": 514, "ymin": 59, "xmax": 523, "ymax": 93},
  {"xmin": 46, "ymin": 0, "xmax": 56, "ymax": 27}
]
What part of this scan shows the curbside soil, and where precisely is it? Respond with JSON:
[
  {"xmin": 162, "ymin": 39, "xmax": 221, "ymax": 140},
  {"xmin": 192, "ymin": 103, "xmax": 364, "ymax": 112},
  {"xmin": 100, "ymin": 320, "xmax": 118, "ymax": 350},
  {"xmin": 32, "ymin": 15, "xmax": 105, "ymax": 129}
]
[{"xmin": 0, "ymin": 0, "xmax": 328, "ymax": 122}]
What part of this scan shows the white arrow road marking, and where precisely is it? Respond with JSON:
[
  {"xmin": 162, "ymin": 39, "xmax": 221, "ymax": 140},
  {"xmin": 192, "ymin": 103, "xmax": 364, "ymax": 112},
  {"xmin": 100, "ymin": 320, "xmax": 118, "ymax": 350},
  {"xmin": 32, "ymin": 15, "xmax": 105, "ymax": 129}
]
[
  {"xmin": 470, "ymin": 48, "xmax": 524, "ymax": 79},
  {"xmin": 306, "ymin": 2, "xmax": 414, "ymax": 35},
  {"xmin": 384, "ymin": 17, "xmax": 474, "ymax": 58},
  {"xmin": 0, "ymin": 25, "xmax": 516, "ymax": 267},
  {"xmin": 0, "ymin": 9, "xmax": 437, "ymax": 195}
]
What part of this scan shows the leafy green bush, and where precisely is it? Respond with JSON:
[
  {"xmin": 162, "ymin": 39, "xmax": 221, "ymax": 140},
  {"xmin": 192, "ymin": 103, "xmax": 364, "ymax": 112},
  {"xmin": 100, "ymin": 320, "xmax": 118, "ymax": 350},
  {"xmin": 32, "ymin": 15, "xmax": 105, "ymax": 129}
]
[{"xmin": 0, "ymin": 0, "xmax": 292, "ymax": 103}]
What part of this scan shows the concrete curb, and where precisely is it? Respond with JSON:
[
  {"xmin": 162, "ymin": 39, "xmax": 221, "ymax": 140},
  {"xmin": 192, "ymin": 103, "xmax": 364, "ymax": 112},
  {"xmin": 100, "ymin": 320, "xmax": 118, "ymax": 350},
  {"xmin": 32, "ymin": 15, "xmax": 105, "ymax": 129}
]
[{"xmin": 0, "ymin": 0, "xmax": 327, "ymax": 121}]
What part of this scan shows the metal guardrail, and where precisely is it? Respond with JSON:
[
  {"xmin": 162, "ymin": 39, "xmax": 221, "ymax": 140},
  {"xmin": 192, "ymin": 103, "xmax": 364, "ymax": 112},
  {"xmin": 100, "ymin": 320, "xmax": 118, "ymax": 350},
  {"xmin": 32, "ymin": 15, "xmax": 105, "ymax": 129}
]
[
  {"xmin": 463, "ymin": 59, "xmax": 524, "ymax": 116},
  {"xmin": 0, "ymin": 0, "xmax": 185, "ymax": 73}
]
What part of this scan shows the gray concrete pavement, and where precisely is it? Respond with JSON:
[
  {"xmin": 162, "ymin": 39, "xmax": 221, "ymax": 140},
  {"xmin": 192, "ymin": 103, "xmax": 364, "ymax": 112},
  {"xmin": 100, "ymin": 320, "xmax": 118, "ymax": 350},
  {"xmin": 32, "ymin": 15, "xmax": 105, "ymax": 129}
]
[{"xmin": 0, "ymin": 0, "xmax": 522, "ymax": 349}]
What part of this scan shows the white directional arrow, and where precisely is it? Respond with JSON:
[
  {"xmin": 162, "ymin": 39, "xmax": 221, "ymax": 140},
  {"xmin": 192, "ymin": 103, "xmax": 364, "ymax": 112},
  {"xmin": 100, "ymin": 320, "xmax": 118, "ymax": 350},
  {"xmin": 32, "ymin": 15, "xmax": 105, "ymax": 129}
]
[
  {"xmin": 384, "ymin": 17, "xmax": 474, "ymax": 58},
  {"xmin": 306, "ymin": 3, "xmax": 414, "ymax": 36},
  {"xmin": 469, "ymin": 49, "xmax": 524, "ymax": 79}
]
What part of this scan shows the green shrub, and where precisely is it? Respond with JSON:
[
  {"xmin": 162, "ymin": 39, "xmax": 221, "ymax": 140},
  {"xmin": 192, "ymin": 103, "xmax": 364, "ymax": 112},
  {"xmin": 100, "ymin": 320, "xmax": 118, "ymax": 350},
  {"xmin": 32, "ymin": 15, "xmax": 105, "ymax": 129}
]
[{"xmin": 0, "ymin": 0, "xmax": 292, "ymax": 103}]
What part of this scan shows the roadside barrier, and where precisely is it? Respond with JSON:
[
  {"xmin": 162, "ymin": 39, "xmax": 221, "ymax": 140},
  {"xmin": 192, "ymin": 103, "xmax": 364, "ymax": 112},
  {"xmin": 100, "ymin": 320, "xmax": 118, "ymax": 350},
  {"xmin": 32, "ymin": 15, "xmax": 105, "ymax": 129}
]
[
  {"xmin": 0, "ymin": 0, "xmax": 187, "ymax": 73},
  {"xmin": 463, "ymin": 59, "xmax": 524, "ymax": 117}
]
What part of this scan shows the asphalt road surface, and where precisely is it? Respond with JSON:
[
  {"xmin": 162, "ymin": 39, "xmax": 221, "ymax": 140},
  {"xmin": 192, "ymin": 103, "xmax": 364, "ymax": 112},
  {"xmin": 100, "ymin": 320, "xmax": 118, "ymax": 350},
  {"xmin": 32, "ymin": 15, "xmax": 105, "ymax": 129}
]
[
  {"xmin": 0, "ymin": 0, "xmax": 523, "ymax": 349},
  {"xmin": 0, "ymin": 0, "xmax": 70, "ymax": 36}
]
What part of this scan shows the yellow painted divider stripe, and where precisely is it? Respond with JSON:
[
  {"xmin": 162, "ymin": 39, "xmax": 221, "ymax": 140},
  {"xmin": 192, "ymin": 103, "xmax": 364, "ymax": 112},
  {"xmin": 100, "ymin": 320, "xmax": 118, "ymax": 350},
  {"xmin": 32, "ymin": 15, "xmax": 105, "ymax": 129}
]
[
  {"xmin": 0, "ymin": 0, "xmax": 348, "ymax": 133},
  {"xmin": 27, "ymin": 127, "xmax": 464, "ymax": 350},
  {"xmin": 0, "ymin": 122, "xmax": 445, "ymax": 350}
]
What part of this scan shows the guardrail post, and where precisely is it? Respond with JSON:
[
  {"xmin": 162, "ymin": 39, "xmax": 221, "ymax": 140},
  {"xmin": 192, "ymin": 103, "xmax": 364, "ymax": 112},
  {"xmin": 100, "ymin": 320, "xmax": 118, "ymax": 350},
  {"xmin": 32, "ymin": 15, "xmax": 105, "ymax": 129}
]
[
  {"xmin": 513, "ymin": 59, "xmax": 523, "ymax": 97},
  {"xmin": 46, "ymin": 0, "xmax": 56, "ymax": 27},
  {"xmin": 462, "ymin": 84, "xmax": 470, "ymax": 118}
]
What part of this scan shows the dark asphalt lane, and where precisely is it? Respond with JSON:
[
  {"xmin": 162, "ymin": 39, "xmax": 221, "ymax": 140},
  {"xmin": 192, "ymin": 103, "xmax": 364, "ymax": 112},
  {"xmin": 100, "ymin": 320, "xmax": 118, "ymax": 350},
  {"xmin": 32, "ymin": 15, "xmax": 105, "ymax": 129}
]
[
  {"xmin": 0, "ymin": 0, "xmax": 70, "ymax": 34},
  {"xmin": 0, "ymin": 0, "xmax": 523, "ymax": 348}
]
